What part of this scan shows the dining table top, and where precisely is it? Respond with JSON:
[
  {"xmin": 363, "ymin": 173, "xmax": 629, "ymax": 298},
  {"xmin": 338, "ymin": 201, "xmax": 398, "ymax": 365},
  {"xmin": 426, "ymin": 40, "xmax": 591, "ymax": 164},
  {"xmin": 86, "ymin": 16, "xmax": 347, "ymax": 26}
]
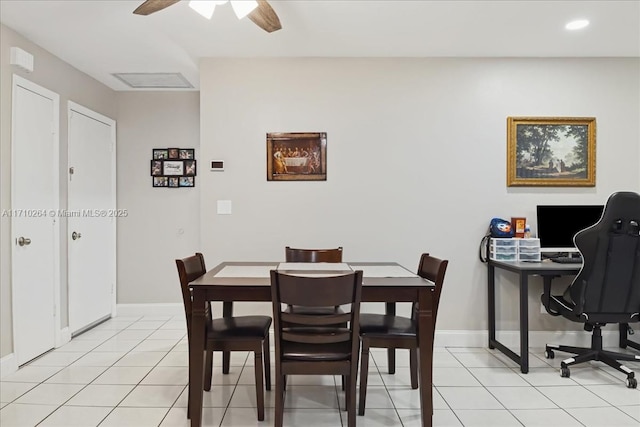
[{"xmin": 189, "ymin": 261, "xmax": 435, "ymax": 289}]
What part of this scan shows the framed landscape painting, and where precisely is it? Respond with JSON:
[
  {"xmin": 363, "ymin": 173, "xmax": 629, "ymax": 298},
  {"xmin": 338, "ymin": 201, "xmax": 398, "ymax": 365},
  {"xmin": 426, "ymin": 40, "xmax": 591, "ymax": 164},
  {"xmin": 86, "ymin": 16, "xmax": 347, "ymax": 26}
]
[{"xmin": 507, "ymin": 117, "xmax": 596, "ymax": 187}]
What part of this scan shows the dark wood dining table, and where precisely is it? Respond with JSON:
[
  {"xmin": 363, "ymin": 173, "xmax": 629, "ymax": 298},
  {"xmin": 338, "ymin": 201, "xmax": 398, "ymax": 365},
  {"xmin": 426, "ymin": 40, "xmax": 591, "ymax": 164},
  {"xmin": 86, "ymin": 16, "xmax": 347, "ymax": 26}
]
[{"xmin": 188, "ymin": 261, "xmax": 436, "ymax": 427}]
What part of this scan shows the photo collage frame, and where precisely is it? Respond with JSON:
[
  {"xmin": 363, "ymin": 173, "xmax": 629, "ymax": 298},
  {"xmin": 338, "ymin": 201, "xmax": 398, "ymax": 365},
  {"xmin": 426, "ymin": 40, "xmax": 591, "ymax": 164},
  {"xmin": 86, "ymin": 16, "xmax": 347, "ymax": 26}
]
[{"xmin": 151, "ymin": 148, "xmax": 197, "ymax": 188}]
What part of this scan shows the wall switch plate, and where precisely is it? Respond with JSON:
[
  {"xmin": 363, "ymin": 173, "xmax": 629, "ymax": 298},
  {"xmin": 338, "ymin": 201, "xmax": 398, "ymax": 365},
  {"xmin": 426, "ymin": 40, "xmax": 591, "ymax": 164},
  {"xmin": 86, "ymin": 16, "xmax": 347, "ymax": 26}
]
[{"xmin": 217, "ymin": 200, "xmax": 232, "ymax": 215}]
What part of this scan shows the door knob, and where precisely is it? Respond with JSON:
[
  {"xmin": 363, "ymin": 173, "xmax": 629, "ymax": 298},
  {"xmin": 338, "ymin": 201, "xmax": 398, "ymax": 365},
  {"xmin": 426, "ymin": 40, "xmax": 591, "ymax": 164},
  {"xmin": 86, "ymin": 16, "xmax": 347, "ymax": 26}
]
[
  {"xmin": 17, "ymin": 237, "xmax": 31, "ymax": 246},
  {"xmin": 72, "ymin": 231, "xmax": 82, "ymax": 240}
]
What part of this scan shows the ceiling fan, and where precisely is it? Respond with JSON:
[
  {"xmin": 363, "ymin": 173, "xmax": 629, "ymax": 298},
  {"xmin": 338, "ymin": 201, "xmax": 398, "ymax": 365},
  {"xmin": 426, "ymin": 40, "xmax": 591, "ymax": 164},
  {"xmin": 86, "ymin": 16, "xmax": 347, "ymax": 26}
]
[{"xmin": 133, "ymin": 0, "xmax": 282, "ymax": 33}]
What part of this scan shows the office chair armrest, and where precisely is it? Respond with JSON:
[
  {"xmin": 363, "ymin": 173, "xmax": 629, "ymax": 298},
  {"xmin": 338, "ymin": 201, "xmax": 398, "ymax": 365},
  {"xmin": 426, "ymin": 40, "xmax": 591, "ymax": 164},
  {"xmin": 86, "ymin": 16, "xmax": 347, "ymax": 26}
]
[{"xmin": 541, "ymin": 276, "xmax": 562, "ymax": 317}]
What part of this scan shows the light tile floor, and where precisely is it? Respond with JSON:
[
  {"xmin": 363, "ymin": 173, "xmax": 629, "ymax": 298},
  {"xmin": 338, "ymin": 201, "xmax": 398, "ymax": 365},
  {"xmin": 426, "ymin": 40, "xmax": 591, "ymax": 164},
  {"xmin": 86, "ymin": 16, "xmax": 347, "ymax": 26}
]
[{"xmin": 1, "ymin": 315, "xmax": 639, "ymax": 426}]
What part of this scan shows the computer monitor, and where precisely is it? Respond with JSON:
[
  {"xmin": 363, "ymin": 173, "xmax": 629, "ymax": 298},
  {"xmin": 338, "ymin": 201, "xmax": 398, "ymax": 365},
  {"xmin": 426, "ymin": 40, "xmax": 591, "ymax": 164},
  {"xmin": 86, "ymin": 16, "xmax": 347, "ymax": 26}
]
[{"xmin": 536, "ymin": 205, "xmax": 604, "ymax": 253}]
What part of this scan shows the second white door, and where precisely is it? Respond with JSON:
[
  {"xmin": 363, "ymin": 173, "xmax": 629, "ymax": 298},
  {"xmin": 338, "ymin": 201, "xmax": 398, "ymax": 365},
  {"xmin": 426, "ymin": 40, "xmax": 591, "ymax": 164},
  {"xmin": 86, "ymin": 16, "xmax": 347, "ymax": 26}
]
[{"xmin": 68, "ymin": 102, "xmax": 116, "ymax": 334}]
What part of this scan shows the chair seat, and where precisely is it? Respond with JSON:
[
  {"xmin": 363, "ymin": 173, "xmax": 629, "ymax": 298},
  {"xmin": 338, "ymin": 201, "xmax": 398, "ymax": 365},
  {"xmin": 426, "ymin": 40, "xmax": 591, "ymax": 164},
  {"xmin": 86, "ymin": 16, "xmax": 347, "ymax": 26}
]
[
  {"xmin": 281, "ymin": 339, "xmax": 352, "ymax": 361},
  {"xmin": 359, "ymin": 313, "xmax": 415, "ymax": 337},
  {"xmin": 210, "ymin": 315, "xmax": 272, "ymax": 339},
  {"xmin": 545, "ymin": 294, "xmax": 634, "ymax": 324}
]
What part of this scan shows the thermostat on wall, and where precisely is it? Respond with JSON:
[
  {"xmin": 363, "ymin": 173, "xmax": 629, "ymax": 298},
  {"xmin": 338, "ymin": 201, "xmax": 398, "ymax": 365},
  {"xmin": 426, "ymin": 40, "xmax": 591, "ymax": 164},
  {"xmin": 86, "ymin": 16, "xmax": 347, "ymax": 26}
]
[{"xmin": 210, "ymin": 160, "xmax": 224, "ymax": 171}]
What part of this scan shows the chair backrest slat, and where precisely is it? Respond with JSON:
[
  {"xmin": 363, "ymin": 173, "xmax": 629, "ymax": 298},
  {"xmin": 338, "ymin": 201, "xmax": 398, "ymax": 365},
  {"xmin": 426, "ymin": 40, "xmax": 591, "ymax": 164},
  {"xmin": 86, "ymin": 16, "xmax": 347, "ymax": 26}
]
[
  {"xmin": 285, "ymin": 246, "xmax": 343, "ymax": 263},
  {"xmin": 283, "ymin": 329, "xmax": 351, "ymax": 344},
  {"xmin": 282, "ymin": 311, "xmax": 352, "ymax": 326},
  {"xmin": 275, "ymin": 273, "xmax": 355, "ymax": 307}
]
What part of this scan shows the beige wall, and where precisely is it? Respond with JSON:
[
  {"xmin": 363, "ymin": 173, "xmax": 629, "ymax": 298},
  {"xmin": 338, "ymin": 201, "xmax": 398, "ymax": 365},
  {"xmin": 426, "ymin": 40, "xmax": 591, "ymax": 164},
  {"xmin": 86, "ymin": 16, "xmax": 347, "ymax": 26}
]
[
  {"xmin": 2, "ymin": 23, "xmax": 639, "ymax": 358},
  {"xmin": 116, "ymin": 92, "xmax": 200, "ymax": 303},
  {"xmin": 199, "ymin": 58, "xmax": 640, "ymax": 330},
  {"xmin": 0, "ymin": 24, "xmax": 117, "ymax": 358}
]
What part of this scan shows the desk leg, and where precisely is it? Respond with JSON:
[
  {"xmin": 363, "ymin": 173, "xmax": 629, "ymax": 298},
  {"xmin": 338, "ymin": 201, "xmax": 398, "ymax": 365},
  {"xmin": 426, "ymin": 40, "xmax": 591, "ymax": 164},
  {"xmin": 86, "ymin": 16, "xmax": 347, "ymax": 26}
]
[
  {"xmin": 620, "ymin": 323, "xmax": 640, "ymax": 351},
  {"xmin": 386, "ymin": 302, "xmax": 396, "ymax": 374},
  {"xmin": 417, "ymin": 288, "xmax": 434, "ymax": 427},
  {"xmin": 189, "ymin": 291, "xmax": 206, "ymax": 427},
  {"xmin": 222, "ymin": 301, "xmax": 233, "ymax": 374},
  {"xmin": 488, "ymin": 264, "xmax": 496, "ymax": 349},
  {"xmin": 519, "ymin": 274, "xmax": 529, "ymax": 374}
]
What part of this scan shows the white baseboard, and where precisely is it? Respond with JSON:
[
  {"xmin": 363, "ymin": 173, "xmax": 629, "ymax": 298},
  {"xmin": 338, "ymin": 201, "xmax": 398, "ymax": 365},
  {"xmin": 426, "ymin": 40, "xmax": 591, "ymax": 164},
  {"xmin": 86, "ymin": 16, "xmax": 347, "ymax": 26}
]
[
  {"xmin": 116, "ymin": 303, "xmax": 183, "ymax": 317},
  {"xmin": 56, "ymin": 327, "xmax": 71, "ymax": 348},
  {"xmin": 0, "ymin": 353, "xmax": 18, "ymax": 379},
  {"xmin": 434, "ymin": 329, "xmax": 620, "ymax": 349}
]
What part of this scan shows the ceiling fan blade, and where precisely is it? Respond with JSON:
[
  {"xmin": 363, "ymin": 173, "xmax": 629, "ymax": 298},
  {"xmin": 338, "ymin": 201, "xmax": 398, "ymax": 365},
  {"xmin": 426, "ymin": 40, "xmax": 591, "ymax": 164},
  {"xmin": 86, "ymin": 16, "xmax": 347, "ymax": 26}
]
[
  {"xmin": 133, "ymin": 0, "xmax": 180, "ymax": 16},
  {"xmin": 248, "ymin": 0, "xmax": 282, "ymax": 33}
]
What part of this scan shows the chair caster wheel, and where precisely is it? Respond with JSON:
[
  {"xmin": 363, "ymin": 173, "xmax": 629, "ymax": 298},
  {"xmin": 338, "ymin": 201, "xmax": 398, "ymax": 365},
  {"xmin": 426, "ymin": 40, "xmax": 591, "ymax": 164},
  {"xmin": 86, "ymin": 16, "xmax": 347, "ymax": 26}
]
[
  {"xmin": 626, "ymin": 377, "xmax": 637, "ymax": 389},
  {"xmin": 560, "ymin": 366, "xmax": 570, "ymax": 378},
  {"xmin": 545, "ymin": 349, "xmax": 554, "ymax": 359}
]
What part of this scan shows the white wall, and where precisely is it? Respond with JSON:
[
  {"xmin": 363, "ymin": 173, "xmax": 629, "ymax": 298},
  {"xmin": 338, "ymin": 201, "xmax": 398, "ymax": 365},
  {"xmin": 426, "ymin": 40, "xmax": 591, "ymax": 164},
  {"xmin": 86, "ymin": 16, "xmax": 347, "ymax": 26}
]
[
  {"xmin": 116, "ymin": 92, "xmax": 200, "ymax": 303},
  {"xmin": 199, "ymin": 57, "xmax": 640, "ymax": 330},
  {"xmin": 0, "ymin": 24, "xmax": 117, "ymax": 358}
]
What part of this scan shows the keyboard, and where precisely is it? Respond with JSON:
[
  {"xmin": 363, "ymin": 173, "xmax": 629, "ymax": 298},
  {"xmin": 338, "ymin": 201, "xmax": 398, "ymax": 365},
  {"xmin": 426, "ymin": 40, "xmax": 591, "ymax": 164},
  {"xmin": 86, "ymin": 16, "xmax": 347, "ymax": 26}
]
[{"xmin": 550, "ymin": 256, "xmax": 583, "ymax": 264}]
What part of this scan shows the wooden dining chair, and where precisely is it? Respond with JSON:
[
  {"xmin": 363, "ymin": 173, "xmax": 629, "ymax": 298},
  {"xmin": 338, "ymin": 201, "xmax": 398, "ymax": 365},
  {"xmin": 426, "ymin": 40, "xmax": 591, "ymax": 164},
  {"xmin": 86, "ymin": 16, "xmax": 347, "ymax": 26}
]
[
  {"xmin": 284, "ymin": 246, "xmax": 345, "ymax": 316},
  {"xmin": 285, "ymin": 246, "xmax": 343, "ymax": 262},
  {"xmin": 176, "ymin": 253, "xmax": 272, "ymax": 421},
  {"xmin": 357, "ymin": 253, "xmax": 448, "ymax": 415},
  {"xmin": 270, "ymin": 270, "xmax": 363, "ymax": 427},
  {"xmin": 284, "ymin": 245, "xmax": 348, "ymax": 390}
]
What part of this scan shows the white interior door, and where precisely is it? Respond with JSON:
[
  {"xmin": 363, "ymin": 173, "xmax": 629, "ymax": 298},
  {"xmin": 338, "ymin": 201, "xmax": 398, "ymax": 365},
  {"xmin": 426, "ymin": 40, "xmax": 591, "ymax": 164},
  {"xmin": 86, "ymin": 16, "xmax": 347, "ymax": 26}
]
[
  {"xmin": 11, "ymin": 76, "xmax": 60, "ymax": 366},
  {"xmin": 68, "ymin": 102, "xmax": 116, "ymax": 334}
]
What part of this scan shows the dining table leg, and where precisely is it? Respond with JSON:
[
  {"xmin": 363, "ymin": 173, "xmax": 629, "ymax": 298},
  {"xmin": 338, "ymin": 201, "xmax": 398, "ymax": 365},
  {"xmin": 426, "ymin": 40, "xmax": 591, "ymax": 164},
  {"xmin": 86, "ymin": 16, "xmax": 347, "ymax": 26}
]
[
  {"xmin": 385, "ymin": 302, "xmax": 396, "ymax": 374},
  {"xmin": 222, "ymin": 301, "xmax": 233, "ymax": 374},
  {"xmin": 417, "ymin": 288, "xmax": 434, "ymax": 427},
  {"xmin": 189, "ymin": 290, "xmax": 206, "ymax": 427}
]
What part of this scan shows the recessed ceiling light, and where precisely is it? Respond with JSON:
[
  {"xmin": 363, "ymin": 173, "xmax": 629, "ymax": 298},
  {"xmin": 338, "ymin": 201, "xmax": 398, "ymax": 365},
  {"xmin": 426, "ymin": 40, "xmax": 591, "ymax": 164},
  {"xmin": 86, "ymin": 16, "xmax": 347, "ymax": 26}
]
[{"xmin": 565, "ymin": 19, "xmax": 589, "ymax": 30}]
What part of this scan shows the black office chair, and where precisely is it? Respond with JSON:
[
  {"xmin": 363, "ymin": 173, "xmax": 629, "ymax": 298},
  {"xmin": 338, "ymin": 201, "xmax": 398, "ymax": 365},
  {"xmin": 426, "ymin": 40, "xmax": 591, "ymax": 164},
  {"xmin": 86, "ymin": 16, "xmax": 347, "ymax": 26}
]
[{"xmin": 541, "ymin": 191, "xmax": 640, "ymax": 388}]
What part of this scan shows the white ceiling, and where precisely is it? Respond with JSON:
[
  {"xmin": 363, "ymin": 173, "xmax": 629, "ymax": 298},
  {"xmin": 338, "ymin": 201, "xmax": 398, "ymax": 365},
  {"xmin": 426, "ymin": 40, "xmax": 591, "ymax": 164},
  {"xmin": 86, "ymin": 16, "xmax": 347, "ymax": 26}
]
[{"xmin": 1, "ymin": 0, "xmax": 639, "ymax": 91}]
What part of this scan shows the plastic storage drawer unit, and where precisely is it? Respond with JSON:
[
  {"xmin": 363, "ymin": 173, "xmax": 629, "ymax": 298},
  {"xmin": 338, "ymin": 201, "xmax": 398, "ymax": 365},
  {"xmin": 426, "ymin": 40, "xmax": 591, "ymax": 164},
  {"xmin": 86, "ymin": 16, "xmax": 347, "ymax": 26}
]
[{"xmin": 490, "ymin": 238, "xmax": 517, "ymax": 261}]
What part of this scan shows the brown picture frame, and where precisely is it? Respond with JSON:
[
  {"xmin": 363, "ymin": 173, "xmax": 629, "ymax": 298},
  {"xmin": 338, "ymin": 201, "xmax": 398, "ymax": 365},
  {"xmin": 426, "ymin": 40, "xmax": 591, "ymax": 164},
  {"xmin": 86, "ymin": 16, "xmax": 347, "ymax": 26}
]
[
  {"xmin": 507, "ymin": 117, "xmax": 596, "ymax": 187},
  {"xmin": 266, "ymin": 132, "xmax": 327, "ymax": 181}
]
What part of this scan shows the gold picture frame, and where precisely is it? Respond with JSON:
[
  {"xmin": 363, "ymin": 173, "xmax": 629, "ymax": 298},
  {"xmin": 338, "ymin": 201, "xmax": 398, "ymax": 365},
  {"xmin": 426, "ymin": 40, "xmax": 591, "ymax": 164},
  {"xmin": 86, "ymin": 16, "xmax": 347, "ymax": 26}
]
[
  {"xmin": 266, "ymin": 132, "xmax": 327, "ymax": 181},
  {"xmin": 507, "ymin": 117, "xmax": 596, "ymax": 187}
]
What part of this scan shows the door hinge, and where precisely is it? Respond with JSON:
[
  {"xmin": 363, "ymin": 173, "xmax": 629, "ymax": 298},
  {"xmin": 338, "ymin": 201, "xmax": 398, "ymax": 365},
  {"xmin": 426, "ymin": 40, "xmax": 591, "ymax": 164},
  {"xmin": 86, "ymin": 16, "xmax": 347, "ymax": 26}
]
[{"xmin": 69, "ymin": 166, "xmax": 74, "ymax": 181}]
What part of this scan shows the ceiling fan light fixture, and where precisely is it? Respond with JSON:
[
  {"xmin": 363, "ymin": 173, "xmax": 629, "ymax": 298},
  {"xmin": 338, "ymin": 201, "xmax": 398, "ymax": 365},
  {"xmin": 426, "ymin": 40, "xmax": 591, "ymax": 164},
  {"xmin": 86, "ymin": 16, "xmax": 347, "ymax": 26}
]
[
  {"xmin": 189, "ymin": 0, "xmax": 217, "ymax": 19},
  {"xmin": 231, "ymin": 0, "xmax": 258, "ymax": 19}
]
